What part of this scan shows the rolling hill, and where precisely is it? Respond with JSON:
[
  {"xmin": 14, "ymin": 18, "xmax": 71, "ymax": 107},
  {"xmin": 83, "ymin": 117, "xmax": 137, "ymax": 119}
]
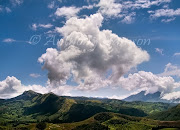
[
  {"xmin": 149, "ymin": 104, "xmax": 180, "ymax": 121},
  {"xmin": 2, "ymin": 112, "xmax": 180, "ymax": 130},
  {"xmin": 0, "ymin": 91, "xmax": 173, "ymax": 122},
  {"xmin": 0, "ymin": 91, "xmax": 147, "ymax": 123},
  {"xmin": 0, "ymin": 90, "xmax": 179, "ymax": 129}
]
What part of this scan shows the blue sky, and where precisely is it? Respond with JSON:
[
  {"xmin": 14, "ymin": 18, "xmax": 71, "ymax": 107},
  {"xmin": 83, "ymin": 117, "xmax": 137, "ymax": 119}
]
[{"xmin": 0, "ymin": 0, "xmax": 180, "ymax": 100}]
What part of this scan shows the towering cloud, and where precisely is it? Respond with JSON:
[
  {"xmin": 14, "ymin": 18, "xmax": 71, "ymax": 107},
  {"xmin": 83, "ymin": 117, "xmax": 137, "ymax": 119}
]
[{"xmin": 39, "ymin": 13, "xmax": 149, "ymax": 91}]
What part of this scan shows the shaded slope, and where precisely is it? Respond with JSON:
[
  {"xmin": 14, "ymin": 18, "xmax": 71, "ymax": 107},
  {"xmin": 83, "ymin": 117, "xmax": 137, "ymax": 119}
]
[
  {"xmin": 69, "ymin": 97, "xmax": 172, "ymax": 115},
  {"xmin": 24, "ymin": 93, "xmax": 67, "ymax": 115},
  {"xmin": 46, "ymin": 113, "xmax": 180, "ymax": 130},
  {"xmin": 149, "ymin": 104, "xmax": 180, "ymax": 121},
  {"xmin": 62, "ymin": 104, "xmax": 108, "ymax": 122},
  {"xmin": 1, "ymin": 112, "xmax": 180, "ymax": 130}
]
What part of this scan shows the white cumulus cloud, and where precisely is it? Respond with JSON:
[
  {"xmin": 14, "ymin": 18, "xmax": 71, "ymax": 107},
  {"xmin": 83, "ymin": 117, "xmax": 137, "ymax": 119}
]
[
  {"xmin": 162, "ymin": 91, "xmax": 180, "ymax": 101},
  {"xmin": 31, "ymin": 23, "xmax": 53, "ymax": 31},
  {"xmin": 158, "ymin": 63, "xmax": 180, "ymax": 78},
  {"xmin": 0, "ymin": 76, "xmax": 23, "ymax": 98},
  {"xmin": 123, "ymin": 0, "xmax": 171, "ymax": 10},
  {"xmin": 121, "ymin": 12, "xmax": 136, "ymax": 24},
  {"xmin": 39, "ymin": 13, "xmax": 149, "ymax": 91},
  {"xmin": 149, "ymin": 8, "xmax": 180, "ymax": 18},
  {"xmin": 161, "ymin": 17, "xmax": 176, "ymax": 23},
  {"xmin": 0, "ymin": 76, "xmax": 72, "ymax": 99},
  {"xmin": 48, "ymin": 1, "xmax": 55, "ymax": 9},
  {"xmin": 117, "ymin": 71, "xmax": 180, "ymax": 95},
  {"xmin": 55, "ymin": 6, "xmax": 81, "ymax": 19},
  {"xmin": 97, "ymin": 0, "xmax": 122, "ymax": 17}
]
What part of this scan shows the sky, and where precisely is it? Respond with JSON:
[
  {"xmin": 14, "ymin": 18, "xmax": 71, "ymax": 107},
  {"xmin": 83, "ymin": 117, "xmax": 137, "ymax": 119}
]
[{"xmin": 0, "ymin": 0, "xmax": 180, "ymax": 100}]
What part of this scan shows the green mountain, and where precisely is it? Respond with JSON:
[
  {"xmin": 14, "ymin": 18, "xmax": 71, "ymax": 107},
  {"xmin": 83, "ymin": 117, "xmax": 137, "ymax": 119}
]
[
  {"xmin": 71, "ymin": 112, "xmax": 180, "ymax": 130},
  {"xmin": 66, "ymin": 95, "xmax": 173, "ymax": 115},
  {"xmin": 149, "ymin": 104, "xmax": 180, "ymax": 121},
  {"xmin": 0, "ymin": 90, "xmax": 178, "ymax": 129},
  {"xmin": 12, "ymin": 90, "xmax": 40, "ymax": 100},
  {"xmin": 0, "ymin": 91, "xmax": 147, "ymax": 123}
]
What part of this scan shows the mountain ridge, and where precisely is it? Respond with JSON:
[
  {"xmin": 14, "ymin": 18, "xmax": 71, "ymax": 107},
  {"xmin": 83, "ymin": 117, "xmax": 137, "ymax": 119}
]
[
  {"xmin": 123, "ymin": 91, "xmax": 171, "ymax": 103},
  {"xmin": 0, "ymin": 90, "xmax": 179, "ymax": 129},
  {"xmin": 0, "ymin": 90, "xmax": 173, "ymax": 123}
]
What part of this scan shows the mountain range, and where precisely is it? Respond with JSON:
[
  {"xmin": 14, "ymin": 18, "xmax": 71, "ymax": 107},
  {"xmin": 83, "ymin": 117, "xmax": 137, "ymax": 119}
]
[
  {"xmin": 0, "ymin": 90, "xmax": 180, "ymax": 129},
  {"xmin": 123, "ymin": 91, "xmax": 180, "ymax": 103}
]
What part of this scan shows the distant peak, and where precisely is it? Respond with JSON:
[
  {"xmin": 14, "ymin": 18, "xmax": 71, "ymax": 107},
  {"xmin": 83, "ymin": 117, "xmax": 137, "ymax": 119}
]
[
  {"xmin": 22, "ymin": 90, "xmax": 40, "ymax": 97},
  {"xmin": 23, "ymin": 90, "xmax": 37, "ymax": 94},
  {"xmin": 123, "ymin": 91, "xmax": 163, "ymax": 102},
  {"xmin": 137, "ymin": 91, "xmax": 161, "ymax": 95}
]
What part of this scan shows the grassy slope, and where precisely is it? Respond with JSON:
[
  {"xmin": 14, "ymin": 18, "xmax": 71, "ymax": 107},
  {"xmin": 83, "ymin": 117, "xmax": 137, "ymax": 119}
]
[
  {"xmin": 0, "ymin": 92, "xmax": 76, "ymax": 123},
  {"xmin": 66, "ymin": 97, "xmax": 173, "ymax": 115},
  {"xmin": 149, "ymin": 104, "xmax": 180, "ymax": 121},
  {"xmin": 6, "ymin": 112, "xmax": 180, "ymax": 130}
]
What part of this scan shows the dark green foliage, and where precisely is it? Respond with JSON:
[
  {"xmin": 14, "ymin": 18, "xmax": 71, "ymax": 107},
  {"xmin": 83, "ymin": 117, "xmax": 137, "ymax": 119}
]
[
  {"xmin": 24, "ymin": 93, "xmax": 65, "ymax": 115},
  {"xmin": 94, "ymin": 112, "xmax": 113, "ymax": 122},
  {"xmin": 117, "ymin": 114, "xmax": 141, "ymax": 122},
  {"xmin": 1, "ymin": 111, "xmax": 180, "ymax": 129},
  {"xmin": 15, "ymin": 127, "xmax": 30, "ymax": 130},
  {"xmin": 152, "ymin": 126, "xmax": 180, "ymax": 130},
  {"xmin": 73, "ymin": 123, "xmax": 109, "ymax": 130},
  {"xmin": 150, "ymin": 104, "xmax": 180, "ymax": 121},
  {"xmin": 119, "ymin": 101, "xmax": 173, "ymax": 114},
  {"xmin": 108, "ymin": 119, "xmax": 128, "ymax": 125},
  {"xmin": 118, "ymin": 106, "xmax": 147, "ymax": 117},
  {"xmin": 72, "ymin": 112, "xmax": 155, "ymax": 130},
  {"xmin": 63, "ymin": 104, "xmax": 107, "ymax": 122},
  {"xmin": 36, "ymin": 122, "xmax": 47, "ymax": 130}
]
